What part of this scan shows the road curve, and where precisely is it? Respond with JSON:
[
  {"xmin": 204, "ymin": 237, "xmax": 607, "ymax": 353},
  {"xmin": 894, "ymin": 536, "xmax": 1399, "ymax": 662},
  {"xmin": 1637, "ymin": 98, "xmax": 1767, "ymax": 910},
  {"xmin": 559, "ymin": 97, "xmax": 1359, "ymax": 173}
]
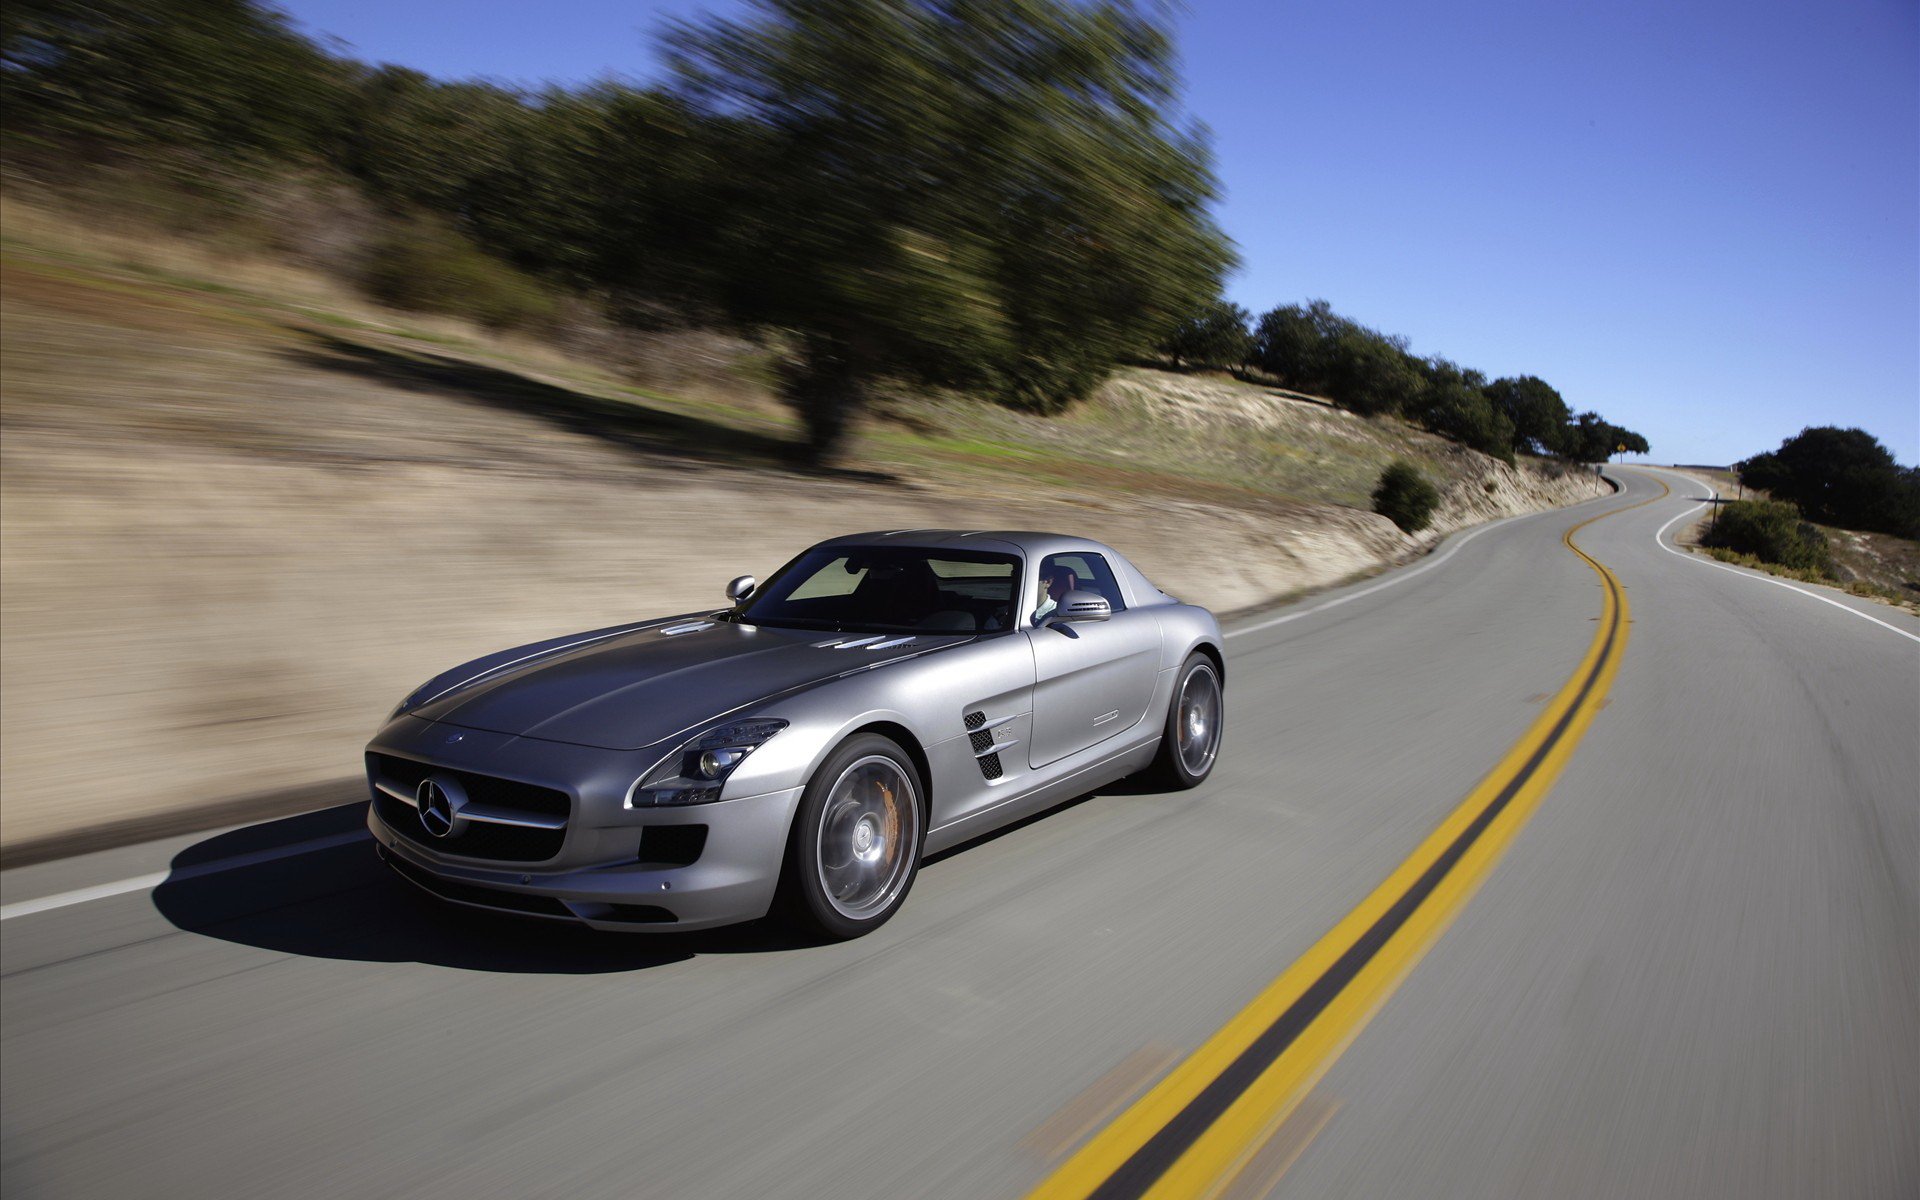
[{"xmin": 3, "ymin": 468, "xmax": 1915, "ymax": 1199}]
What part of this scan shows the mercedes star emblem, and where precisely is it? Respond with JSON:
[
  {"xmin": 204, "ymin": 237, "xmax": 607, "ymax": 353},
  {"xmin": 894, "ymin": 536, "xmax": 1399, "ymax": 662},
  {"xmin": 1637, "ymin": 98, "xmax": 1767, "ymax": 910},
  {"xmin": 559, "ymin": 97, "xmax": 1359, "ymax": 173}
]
[{"xmin": 416, "ymin": 778, "xmax": 461, "ymax": 838}]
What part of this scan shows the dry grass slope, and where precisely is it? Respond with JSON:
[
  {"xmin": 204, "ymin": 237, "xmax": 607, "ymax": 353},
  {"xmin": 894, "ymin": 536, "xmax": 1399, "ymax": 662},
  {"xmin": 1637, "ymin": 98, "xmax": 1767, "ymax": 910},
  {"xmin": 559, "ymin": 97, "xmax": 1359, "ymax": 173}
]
[{"xmin": 0, "ymin": 200, "xmax": 1605, "ymax": 859}]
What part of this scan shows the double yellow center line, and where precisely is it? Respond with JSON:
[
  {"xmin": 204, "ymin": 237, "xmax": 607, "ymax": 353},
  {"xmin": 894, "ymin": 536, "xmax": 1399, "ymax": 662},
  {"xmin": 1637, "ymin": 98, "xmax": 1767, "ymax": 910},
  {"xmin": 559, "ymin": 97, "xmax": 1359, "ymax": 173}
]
[{"xmin": 1029, "ymin": 478, "xmax": 1669, "ymax": 1200}]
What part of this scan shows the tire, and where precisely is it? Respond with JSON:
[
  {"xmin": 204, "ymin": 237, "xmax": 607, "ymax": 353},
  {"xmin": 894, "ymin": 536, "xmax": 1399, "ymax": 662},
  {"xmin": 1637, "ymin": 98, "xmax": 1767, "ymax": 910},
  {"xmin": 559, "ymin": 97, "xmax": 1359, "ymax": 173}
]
[
  {"xmin": 775, "ymin": 733, "xmax": 927, "ymax": 940},
  {"xmin": 1148, "ymin": 652, "xmax": 1224, "ymax": 789}
]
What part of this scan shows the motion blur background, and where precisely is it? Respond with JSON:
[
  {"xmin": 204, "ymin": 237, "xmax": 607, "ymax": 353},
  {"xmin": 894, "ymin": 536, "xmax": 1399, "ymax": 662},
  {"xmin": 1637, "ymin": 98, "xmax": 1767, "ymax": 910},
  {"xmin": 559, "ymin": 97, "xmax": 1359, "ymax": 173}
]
[{"xmin": 0, "ymin": 0, "xmax": 1912, "ymax": 861}]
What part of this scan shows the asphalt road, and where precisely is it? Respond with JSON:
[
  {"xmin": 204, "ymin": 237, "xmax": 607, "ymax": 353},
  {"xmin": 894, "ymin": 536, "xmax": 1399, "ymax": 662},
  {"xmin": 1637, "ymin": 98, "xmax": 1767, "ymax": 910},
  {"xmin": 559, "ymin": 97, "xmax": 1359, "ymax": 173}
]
[{"xmin": 3, "ymin": 467, "xmax": 1915, "ymax": 1199}]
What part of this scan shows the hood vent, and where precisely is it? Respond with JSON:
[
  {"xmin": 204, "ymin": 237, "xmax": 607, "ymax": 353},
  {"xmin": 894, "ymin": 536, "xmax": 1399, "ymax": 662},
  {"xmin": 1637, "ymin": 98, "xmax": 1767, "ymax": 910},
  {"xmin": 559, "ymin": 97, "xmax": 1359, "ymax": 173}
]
[
  {"xmin": 819, "ymin": 634, "xmax": 917, "ymax": 651},
  {"xmin": 659, "ymin": 621, "xmax": 715, "ymax": 636}
]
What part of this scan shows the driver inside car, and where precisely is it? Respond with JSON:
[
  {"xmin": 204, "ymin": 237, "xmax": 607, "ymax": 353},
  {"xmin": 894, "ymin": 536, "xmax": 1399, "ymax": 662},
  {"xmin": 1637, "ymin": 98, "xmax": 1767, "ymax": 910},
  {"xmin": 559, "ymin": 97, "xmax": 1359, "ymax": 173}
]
[{"xmin": 1032, "ymin": 565, "xmax": 1077, "ymax": 624}]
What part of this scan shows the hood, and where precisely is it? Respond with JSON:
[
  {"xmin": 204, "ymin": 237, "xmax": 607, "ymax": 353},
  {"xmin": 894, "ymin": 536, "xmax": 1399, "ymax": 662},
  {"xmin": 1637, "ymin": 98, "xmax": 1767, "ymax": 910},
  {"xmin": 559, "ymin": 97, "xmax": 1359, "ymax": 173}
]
[{"xmin": 410, "ymin": 619, "xmax": 959, "ymax": 751}]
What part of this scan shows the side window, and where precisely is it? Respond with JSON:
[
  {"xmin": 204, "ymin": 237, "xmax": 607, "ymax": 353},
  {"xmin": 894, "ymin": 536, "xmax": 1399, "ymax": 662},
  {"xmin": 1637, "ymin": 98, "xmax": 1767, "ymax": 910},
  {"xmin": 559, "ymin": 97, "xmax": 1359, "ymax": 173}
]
[{"xmin": 1038, "ymin": 552, "xmax": 1127, "ymax": 614}]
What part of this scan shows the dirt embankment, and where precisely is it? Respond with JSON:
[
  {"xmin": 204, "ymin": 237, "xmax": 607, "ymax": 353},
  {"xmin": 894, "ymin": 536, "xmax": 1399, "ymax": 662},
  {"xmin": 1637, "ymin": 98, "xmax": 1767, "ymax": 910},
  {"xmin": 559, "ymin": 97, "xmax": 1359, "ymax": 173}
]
[{"xmin": 0, "ymin": 250, "xmax": 1604, "ymax": 863}]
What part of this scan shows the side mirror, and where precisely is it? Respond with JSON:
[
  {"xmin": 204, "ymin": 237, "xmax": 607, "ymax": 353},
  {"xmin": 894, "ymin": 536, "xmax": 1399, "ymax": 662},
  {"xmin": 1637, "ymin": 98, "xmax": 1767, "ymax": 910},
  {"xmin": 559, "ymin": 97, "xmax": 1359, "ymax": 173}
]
[
  {"xmin": 1053, "ymin": 589, "xmax": 1111, "ymax": 623},
  {"xmin": 725, "ymin": 575, "xmax": 757, "ymax": 603}
]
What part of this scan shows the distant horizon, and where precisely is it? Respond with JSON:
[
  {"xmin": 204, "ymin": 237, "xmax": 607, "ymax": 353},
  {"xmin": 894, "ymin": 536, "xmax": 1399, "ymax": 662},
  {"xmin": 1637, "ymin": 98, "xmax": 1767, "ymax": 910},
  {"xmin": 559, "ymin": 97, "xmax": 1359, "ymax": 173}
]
[{"xmin": 279, "ymin": 0, "xmax": 1918, "ymax": 466}]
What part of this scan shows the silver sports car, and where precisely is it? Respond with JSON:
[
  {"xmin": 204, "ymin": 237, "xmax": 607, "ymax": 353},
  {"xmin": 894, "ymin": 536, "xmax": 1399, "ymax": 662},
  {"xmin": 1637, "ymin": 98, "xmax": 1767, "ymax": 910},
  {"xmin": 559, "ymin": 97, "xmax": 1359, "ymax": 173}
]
[{"xmin": 366, "ymin": 531, "xmax": 1225, "ymax": 938}]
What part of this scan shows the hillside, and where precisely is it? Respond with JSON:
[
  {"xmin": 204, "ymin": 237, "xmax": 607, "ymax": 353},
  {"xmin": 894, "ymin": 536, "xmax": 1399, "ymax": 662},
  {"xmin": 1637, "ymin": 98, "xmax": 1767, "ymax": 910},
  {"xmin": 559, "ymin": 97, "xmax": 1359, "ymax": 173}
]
[{"xmin": 0, "ymin": 202, "xmax": 1604, "ymax": 860}]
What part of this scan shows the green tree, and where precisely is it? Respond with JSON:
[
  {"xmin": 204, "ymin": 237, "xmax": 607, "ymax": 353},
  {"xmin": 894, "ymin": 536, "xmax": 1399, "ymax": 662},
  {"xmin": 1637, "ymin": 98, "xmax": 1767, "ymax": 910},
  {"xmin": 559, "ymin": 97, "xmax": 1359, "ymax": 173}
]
[
  {"xmin": 1158, "ymin": 299, "xmax": 1251, "ymax": 369},
  {"xmin": 3, "ymin": 0, "xmax": 349, "ymax": 162},
  {"xmin": 1483, "ymin": 375, "xmax": 1570, "ymax": 456},
  {"xmin": 1372, "ymin": 460, "xmax": 1440, "ymax": 533},
  {"xmin": 1322, "ymin": 326, "xmax": 1419, "ymax": 417},
  {"xmin": 1249, "ymin": 300, "xmax": 1338, "ymax": 390},
  {"xmin": 1413, "ymin": 358, "xmax": 1514, "ymax": 462},
  {"xmin": 1735, "ymin": 427, "xmax": 1919, "ymax": 538},
  {"xmin": 1559, "ymin": 411, "xmax": 1648, "ymax": 463},
  {"xmin": 665, "ymin": 0, "xmax": 1233, "ymax": 460},
  {"xmin": 1250, "ymin": 300, "xmax": 1419, "ymax": 417}
]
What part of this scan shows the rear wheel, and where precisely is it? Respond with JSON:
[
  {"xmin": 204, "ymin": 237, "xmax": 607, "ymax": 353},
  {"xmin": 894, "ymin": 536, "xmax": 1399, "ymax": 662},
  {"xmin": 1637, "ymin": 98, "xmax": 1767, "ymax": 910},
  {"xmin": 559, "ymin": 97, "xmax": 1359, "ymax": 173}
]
[
  {"xmin": 1148, "ymin": 653, "xmax": 1224, "ymax": 789},
  {"xmin": 776, "ymin": 734, "xmax": 926, "ymax": 940}
]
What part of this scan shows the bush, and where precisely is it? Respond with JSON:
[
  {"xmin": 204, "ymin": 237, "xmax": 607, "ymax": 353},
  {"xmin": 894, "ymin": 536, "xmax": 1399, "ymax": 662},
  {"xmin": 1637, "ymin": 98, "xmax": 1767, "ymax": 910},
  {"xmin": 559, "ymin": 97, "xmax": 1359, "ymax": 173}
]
[
  {"xmin": 1701, "ymin": 499, "xmax": 1833, "ymax": 575},
  {"xmin": 1373, "ymin": 460, "xmax": 1440, "ymax": 533},
  {"xmin": 358, "ymin": 218, "xmax": 559, "ymax": 331}
]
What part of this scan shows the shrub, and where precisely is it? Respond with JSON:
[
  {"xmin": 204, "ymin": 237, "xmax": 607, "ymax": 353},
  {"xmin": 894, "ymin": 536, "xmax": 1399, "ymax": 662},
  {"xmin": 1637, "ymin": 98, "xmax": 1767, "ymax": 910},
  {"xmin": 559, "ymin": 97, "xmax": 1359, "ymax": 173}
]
[
  {"xmin": 1701, "ymin": 499, "xmax": 1833, "ymax": 575},
  {"xmin": 358, "ymin": 217, "xmax": 559, "ymax": 331},
  {"xmin": 1373, "ymin": 460, "xmax": 1440, "ymax": 533}
]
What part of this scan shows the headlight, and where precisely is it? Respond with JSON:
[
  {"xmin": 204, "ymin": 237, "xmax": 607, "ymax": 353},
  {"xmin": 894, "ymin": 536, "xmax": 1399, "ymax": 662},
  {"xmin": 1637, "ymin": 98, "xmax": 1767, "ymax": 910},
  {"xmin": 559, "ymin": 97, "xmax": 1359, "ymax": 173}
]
[{"xmin": 630, "ymin": 719, "xmax": 788, "ymax": 806}]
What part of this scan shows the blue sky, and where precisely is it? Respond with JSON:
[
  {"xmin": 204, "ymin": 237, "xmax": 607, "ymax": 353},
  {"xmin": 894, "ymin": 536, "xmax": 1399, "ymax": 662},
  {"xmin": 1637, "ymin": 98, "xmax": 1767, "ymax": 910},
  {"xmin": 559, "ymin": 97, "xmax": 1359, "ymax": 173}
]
[{"xmin": 282, "ymin": 0, "xmax": 1918, "ymax": 466}]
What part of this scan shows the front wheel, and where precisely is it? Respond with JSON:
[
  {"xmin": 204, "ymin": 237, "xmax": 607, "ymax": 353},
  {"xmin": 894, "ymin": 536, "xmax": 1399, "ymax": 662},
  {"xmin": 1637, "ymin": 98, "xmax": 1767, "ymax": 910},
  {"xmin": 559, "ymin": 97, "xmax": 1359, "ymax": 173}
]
[
  {"xmin": 776, "ymin": 734, "xmax": 926, "ymax": 940},
  {"xmin": 1148, "ymin": 653, "xmax": 1224, "ymax": 789}
]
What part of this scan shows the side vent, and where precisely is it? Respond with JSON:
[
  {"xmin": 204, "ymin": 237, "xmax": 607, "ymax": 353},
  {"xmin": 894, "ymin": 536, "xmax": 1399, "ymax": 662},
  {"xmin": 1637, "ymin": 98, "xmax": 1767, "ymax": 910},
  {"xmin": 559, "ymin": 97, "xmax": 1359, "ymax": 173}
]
[{"xmin": 965, "ymin": 709, "xmax": 1004, "ymax": 781}]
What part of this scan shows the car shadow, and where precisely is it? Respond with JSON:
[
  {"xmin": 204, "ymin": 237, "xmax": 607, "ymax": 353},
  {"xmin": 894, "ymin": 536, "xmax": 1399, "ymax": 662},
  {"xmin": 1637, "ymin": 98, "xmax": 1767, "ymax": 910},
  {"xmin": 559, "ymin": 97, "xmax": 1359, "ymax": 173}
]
[
  {"xmin": 151, "ymin": 803, "xmax": 821, "ymax": 973},
  {"xmin": 919, "ymin": 782, "xmax": 1146, "ymax": 867},
  {"xmin": 155, "ymin": 776, "xmax": 1172, "ymax": 972}
]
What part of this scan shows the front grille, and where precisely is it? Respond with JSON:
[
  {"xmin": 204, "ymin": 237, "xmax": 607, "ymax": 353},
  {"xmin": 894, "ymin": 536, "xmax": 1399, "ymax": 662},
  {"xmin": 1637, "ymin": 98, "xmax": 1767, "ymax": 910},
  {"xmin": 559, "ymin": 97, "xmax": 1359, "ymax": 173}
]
[
  {"xmin": 370, "ymin": 753, "xmax": 569, "ymax": 819},
  {"xmin": 368, "ymin": 752, "xmax": 569, "ymax": 863}
]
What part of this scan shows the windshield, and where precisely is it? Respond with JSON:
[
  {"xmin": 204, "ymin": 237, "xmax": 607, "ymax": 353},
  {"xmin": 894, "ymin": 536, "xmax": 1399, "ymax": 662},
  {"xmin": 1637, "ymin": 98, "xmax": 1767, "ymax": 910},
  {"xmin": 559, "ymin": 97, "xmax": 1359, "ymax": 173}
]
[{"xmin": 736, "ymin": 546, "xmax": 1020, "ymax": 634}]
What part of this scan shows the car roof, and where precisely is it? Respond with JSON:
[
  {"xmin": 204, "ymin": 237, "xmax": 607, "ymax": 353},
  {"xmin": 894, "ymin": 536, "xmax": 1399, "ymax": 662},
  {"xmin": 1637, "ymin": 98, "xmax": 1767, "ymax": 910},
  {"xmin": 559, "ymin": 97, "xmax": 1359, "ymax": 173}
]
[
  {"xmin": 806, "ymin": 530, "xmax": 1176, "ymax": 607},
  {"xmin": 814, "ymin": 529, "xmax": 1118, "ymax": 559}
]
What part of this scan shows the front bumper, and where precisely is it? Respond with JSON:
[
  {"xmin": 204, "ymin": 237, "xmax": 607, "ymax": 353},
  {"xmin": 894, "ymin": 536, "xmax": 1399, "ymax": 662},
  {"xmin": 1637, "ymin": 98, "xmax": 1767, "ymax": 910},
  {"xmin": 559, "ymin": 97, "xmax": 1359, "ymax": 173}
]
[
  {"xmin": 363, "ymin": 715, "xmax": 806, "ymax": 931},
  {"xmin": 369, "ymin": 783, "xmax": 804, "ymax": 931}
]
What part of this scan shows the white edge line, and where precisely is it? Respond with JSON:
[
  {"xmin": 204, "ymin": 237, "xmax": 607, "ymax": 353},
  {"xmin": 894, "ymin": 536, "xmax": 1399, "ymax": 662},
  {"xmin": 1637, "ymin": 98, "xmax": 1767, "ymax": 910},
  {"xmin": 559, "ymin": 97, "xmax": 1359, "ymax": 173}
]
[
  {"xmin": 1642, "ymin": 468, "xmax": 1920, "ymax": 647},
  {"xmin": 1225, "ymin": 513, "xmax": 1523, "ymax": 640},
  {"xmin": 0, "ymin": 830, "xmax": 370, "ymax": 922}
]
